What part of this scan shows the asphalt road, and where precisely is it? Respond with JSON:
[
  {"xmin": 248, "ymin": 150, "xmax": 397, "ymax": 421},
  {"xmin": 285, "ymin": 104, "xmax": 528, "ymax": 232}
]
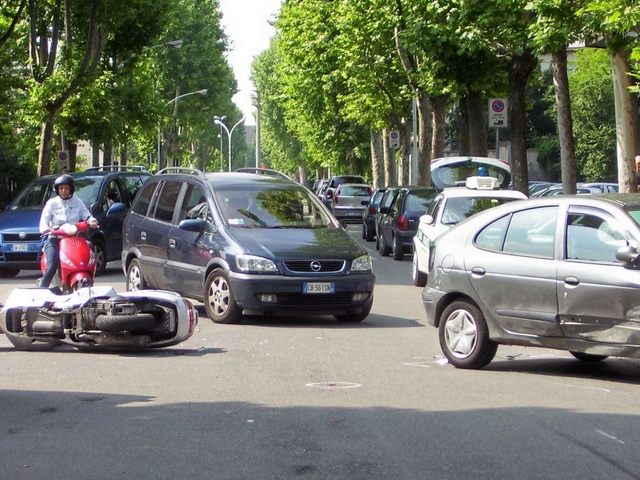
[{"xmin": 2, "ymin": 227, "xmax": 640, "ymax": 479}]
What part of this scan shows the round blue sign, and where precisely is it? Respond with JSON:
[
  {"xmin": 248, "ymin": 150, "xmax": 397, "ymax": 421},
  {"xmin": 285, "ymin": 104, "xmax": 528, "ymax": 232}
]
[{"xmin": 491, "ymin": 100, "xmax": 505, "ymax": 113}]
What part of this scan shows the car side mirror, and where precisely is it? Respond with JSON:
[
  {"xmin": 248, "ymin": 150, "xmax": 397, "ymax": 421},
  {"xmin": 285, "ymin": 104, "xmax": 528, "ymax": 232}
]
[
  {"xmin": 420, "ymin": 214, "xmax": 435, "ymax": 225},
  {"xmin": 379, "ymin": 206, "xmax": 389, "ymax": 214},
  {"xmin": 325, "ymin": 189, "xmax": 335, "ymax": 199},
  {"xmin": 616, "ymin": 245, "xmax": 640, "ymax": 265},
  {"xmin": 106, "ymin": 202, "xmax": 125, "ymax": 216},
  {"xmin": 179, "ymin": 219, "xmax": 206, "ymax": 232}
]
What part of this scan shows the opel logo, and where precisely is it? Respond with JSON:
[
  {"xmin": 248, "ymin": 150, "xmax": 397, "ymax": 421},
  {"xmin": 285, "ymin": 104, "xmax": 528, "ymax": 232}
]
[
  {"xmin": 19, "ymin": 232, "xmax": 26, "ymax": 239},
  {"xmin": 310, "ymin": 261, "xmax": 322, "ymax": 272}
]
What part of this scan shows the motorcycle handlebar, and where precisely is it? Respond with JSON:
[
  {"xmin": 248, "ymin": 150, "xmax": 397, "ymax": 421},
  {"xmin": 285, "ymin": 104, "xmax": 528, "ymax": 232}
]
[{"xmin": 46, "ymin": 221, "xmax": 96, "ymax": 237}]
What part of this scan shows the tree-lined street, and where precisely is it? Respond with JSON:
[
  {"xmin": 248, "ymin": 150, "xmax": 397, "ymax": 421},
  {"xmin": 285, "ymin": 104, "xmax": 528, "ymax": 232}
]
[{"xmin": 2, "ymin": 229, "xmax": 640, "ymax": 479}]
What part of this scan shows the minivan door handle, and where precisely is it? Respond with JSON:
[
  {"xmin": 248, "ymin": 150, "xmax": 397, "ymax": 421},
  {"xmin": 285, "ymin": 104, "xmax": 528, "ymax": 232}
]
[
  {"xmin": 169, "ymin": 239, "xmax": 176, "ymax": 248},
  {"xmin": 470, "ymin": 267, "xmax": 486, "ymax": 276},
  {"xmin": 141, "ymin": 232, "xmax": 146, "ymax": 241}
]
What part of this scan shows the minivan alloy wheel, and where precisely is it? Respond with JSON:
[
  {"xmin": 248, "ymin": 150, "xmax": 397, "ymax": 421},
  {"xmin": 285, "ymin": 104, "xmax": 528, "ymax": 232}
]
[{"xmin": 205, "ymin": 269, "xmax": 242, "ymax": 324}]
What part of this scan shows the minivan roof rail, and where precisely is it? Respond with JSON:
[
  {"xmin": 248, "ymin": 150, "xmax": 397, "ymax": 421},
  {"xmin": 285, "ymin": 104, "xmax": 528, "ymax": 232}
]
[
  {"xmin": 85, "ymin": 165, "xmax": 148, "ymax": 172},
  {"xmin": 157, "ymin": 166, "xmax": 208, "ymax": 180},
  {"xmin": 234, "ymin": 167, "xmax": 290, "ymax": 180}
]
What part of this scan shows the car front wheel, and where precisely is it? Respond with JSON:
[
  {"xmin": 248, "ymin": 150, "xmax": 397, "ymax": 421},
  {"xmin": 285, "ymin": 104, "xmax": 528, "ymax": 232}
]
[
  {"xmin": 204, "ymin": 269, "xmax": 242, "ymax": 324},
  {"xmin": 439, "ymin": 300, "xmax": 497, "ymax": 369}
]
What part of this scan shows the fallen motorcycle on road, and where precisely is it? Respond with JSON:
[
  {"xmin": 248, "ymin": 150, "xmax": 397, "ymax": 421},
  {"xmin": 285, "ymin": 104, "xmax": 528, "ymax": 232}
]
[{"xmin": 1, "ymin": 286, "xmax": 198, "ymax": 351}]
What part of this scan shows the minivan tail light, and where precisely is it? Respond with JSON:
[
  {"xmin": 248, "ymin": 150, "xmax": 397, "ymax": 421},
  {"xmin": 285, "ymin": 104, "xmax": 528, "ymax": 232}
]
[{"xmin": 397, "ymin": 214, "xmax": 409, "ymax": 231}]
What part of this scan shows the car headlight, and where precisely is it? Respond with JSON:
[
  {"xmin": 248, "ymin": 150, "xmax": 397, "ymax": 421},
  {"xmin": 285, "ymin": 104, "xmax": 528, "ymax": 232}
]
[
  {"xmin": 235, "ymin": 254, "xmax": 278, "ymax": 273},
  {"xmin": 351, "ymin": 254, "xmax": 372, "ymax": 272}
]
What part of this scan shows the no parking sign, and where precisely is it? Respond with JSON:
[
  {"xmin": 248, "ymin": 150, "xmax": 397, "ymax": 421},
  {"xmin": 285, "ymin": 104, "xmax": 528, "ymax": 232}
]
[{"xmin": 489, "ymin": 98, "xmax": 508, "ymax": 128}]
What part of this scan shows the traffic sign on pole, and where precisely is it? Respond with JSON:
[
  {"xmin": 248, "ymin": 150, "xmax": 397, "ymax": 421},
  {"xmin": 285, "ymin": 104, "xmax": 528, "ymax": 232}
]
[
  {"xmin": 389, "ymin": 130, "xmax": 400, "ymax": 149},
  {"xmin": 489, "ymin": 98, "xmax": 508, "ymax": 128}
]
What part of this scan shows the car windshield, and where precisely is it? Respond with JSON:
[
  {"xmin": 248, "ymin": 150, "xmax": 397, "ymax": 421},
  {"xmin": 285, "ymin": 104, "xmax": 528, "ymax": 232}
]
[
  {"xmin": 443, "ymin": 196, "xmax": 520, "ymax": 226},
  {"xmin": 215, "ymin": 184, "xmax": 335, "ymax": 229},
  {"xmin": 626, "ymin": 208, "xmax": 640, "ymax": 227},
  {"xmin": 10, "ymin": 175, "xmax": 102, "ymax": 210}
]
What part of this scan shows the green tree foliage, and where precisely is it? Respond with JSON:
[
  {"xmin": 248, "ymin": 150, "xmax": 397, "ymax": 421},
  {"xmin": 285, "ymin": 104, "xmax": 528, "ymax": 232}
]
[
  {"xmin": 276, "ymin": 0, "xmax": 370, "ymax": 175},
  {"xmin": 570, "ymin": 49, "xmax": 617, "ymax": 181}
]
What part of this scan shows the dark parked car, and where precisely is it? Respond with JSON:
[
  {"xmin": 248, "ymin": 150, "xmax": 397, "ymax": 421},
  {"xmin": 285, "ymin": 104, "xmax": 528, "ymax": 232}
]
[
  {"xmin": 0, "ymin": 166, "xmax": 149, "ymax": 277},
  {"xmin": 362, "ymin": 187, "xmax": 387, "ymax": 242},
  {"xmin": 122, "ymin": 167, "xmax": 375, "ymax": 324},
  {"xmin": 377, "ymin": 186, "xmax": 437, "ymax": 261},
  {"xmin": 423, "ymin": 193, "xmax": 640, "ymax": 369}
]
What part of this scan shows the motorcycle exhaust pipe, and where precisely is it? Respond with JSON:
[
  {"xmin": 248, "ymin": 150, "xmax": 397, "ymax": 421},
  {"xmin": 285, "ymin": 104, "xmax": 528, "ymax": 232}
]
[
  {"xmin": 32, "ymin": 320, "xmax": 64, "ymax": 334},
  {"xmin": 77, "ymin": 334, "xmax": 150, "ymax": 348}
]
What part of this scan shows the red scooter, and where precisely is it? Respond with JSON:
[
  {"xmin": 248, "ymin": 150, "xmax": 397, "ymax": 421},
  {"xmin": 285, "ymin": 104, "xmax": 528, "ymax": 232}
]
[{"xmin": 40, "ymin": 221, "xmax": 97, "ymax": 292}]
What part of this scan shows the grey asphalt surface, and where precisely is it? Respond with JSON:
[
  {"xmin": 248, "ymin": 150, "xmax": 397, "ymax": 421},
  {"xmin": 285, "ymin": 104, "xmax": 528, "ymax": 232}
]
[{"xmin": 2, "ymin": 228, "xmax": 640, "ymax": 479}]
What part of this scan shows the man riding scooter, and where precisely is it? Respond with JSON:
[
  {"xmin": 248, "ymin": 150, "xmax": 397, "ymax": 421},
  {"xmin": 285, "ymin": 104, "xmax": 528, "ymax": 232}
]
[{"xmin": 39, "ymin": 174, "xmax": 99, "ymax": 288}]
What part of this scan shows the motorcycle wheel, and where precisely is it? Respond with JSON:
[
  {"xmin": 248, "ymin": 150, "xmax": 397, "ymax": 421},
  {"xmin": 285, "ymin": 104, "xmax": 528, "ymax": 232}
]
[{"xmin": 95, "ymin": 313, "xmax": 156, "ymax": 332}]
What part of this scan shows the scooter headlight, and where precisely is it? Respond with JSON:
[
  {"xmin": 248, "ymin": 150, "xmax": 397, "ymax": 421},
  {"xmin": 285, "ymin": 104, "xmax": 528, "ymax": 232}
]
[{"xmin": 59, "ymin": 250, "xmax": 76, "ymax": 268}]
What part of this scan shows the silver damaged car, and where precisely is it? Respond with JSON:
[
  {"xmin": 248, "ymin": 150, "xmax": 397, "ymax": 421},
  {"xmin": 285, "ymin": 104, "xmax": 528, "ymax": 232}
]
[{"xmin": 422, "ymin": 194, "xmax": 640, "ymax": 369}]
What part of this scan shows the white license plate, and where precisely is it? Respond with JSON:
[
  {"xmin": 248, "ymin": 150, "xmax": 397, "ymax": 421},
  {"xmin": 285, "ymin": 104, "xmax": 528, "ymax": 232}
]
[
  {"xmin": 347, "ymin": 211, "xmax": 360, "ymax": 216},
  {"xmin": 303, "ymin": 282, "xmax": 335, "ymax": 294},
  {"xmin": 11, "ymin": 244, "xmax": 29, "ymax": 252}
]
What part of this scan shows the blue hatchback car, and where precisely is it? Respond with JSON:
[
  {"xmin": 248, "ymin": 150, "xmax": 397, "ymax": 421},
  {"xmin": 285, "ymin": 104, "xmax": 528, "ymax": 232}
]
[{"xmin": 0, "ymin": 166, "xmax": 149, "ymax": 278}]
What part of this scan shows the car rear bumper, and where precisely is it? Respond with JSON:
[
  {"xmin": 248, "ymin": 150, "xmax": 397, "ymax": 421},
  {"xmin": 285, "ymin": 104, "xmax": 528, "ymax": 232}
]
[
  {"xmin": 332, "ymin": 207, "xmax": 366, "ymax": 222},
  {"xmin": 228, "ymin": 271, "xmax": 375, "ymax": 316}
]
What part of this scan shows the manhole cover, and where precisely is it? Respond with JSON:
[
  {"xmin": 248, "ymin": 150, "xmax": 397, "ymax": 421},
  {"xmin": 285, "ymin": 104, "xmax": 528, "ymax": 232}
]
[{"xmin": 306, "ymin": 382, "xmax": 362, "ymax": 389}]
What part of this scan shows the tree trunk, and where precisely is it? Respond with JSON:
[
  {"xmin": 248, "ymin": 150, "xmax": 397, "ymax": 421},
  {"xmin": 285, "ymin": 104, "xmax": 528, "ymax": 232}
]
[
  {"xmin": 37, "ymin": 118, "xmax": 55, "ymax": 176},
  {"xmin": 459, "ymin": 98, "xmax": 470, "ymax": 155},
  {"xmin": 465, "ymin": 88, "xmax": 488, "ymax": 157},
  {"xmin": 119, "ymin": 143, "xmax": 128, "ymax": 166},
  {"xmin": 508, "ymin": 49, "xmax": 537, "ymax": 195},
  {"xmin": 92, "ymin": 143, "xmax": 100, "ymax": 167},
  {"xmin": 103, "ymin": 140, "xmax": 113, "ymax": 167},
  {"xmin": 398, "ymin": 121, "xmax": 411, "ymax": 185},
  {"xmin": 610, "ymin": 49, "xmax": 638, "ymax": 193},
  {"xmin": 68, "ymin": 142, "xmax": 77, "ymax": 172},
  {"xmin": 298, "ymin": 164, "xmax": 308, "ymax": 186},
  {"xmin": 382, "ymin": 127, "xmax": 396, "ymax": 186},
  {"xmin": 431, "ymin": 95, "xmax": 447, "ymax": 163},
  {"xmin": 416, "ymin": 94, "xmax": 432, "ymax": 186},
  {"xmin": 552, "ymin": 46, "xmax": 577, "ymax": 195},
  {"xmin": 370, "ymin": 130, "xmax": 384, "ymax": 188}
]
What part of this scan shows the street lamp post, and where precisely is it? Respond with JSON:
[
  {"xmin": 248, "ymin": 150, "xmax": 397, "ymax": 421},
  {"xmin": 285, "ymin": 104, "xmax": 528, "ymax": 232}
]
[
  {"xmin": 214, "ymin": 115, "xmax": 226, "ymax": 171},
  {"xmin": 214, "ymin": 116, "xmax": 246, "ymax": 172},
  {"xmin": 158, "ymin": 89, "xmax": 208, "ymax": 169}
]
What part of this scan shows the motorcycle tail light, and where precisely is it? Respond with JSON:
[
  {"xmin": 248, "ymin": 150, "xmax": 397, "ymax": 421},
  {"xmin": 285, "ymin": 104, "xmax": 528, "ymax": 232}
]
[
  {"xmin": 185, "ymin": 300, "xmax": 198, "ymax": 334},
  {"xmin": 397, "ymin": 214, "xmax": 409, "ymax": 231}
]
